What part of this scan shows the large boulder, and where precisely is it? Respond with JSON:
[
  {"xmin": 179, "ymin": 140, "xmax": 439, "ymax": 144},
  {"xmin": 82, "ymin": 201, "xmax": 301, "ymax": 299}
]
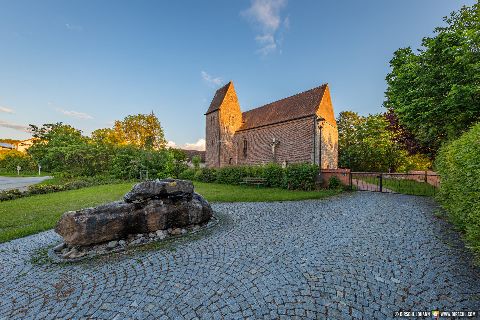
[
  {"xmin": 55, "ymin": 179, "xmax": 212, "ymax": 246},
  {"xmin": 124, "ymin": 179, "xmax": 194, "ymax": 202}
]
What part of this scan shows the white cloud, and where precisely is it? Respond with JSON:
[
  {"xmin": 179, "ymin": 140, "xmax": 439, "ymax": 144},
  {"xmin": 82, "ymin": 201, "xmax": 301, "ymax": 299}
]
[
  {"xmin": 65, "ymin": 23, "xmax": 83, "ymax": 31},
  {"xmin": 57, "ymin": 108, "xmax": 93, "ymax": 120},
  {"xmin": 167, "ymin": 139, "xmax": 206, "ymax": 151},
  {"xmin": 0, "ymin": 120, "xmax": 28, "ymax": 132},
  {"xmin": 201, "ymin": 71, "xmax": 223, "ymax": 87},
  {"xmin": 242, "ymin": 0, "xmax": 288, "ymax": 55},
  {"xmin": 0, "ymin": 106, "xmax": 14, "ymax": 114},
  {"xmin": 184, "ymin": 138, "xmax": 206, "ymax": 151},
  {"xmin": 166, "ymin": 140, "xmax": 177, "ymax": 148},
  {"xmin": 255, "ymin": 34, "xmax": 277, "ymax": 55}
]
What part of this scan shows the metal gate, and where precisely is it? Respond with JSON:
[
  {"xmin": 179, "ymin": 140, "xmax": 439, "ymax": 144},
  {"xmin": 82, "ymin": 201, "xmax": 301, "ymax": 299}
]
[{"xmin": 350, "ymin": 172, "xmax": 440, "ymax": 196}]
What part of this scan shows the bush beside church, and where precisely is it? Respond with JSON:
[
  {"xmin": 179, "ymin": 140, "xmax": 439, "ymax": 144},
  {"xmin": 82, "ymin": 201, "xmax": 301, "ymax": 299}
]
[{"xmin": 179, "ymin": 163, "xmax": 323, "ymax": 191}]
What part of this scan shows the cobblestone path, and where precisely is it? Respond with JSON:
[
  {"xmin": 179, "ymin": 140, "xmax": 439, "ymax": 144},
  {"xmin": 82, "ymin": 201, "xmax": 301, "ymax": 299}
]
[{"xmin": 0, "ymin": 192, "xmax": 479, "ymax": 319}]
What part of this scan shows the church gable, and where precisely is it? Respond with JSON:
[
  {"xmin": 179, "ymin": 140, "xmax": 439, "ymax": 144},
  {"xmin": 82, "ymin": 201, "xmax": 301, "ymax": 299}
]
[
  {"xmin": 316, "ymin": 85, "xmax": 336, "ymax": 127},
  {"xmin": 205, "ymin": 82, "xmax": 231, "ymax": 115}
]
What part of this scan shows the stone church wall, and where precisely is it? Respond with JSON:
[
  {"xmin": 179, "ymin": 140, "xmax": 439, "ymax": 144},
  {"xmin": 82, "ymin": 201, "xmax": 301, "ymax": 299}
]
[
  {"xmin": 320, "ymin": 122, "xmax": 338, "ymax": 169},
  {"xmin": 233, "ymin": 117, "xmax": 315, "ymax": 166},
  {"xmin": 205, "ymin": 83, "xmax": 242, "ymax": 167},
  {"xmin": 205, "ymin": 112, "xmax": 220, "ymax": 167}
]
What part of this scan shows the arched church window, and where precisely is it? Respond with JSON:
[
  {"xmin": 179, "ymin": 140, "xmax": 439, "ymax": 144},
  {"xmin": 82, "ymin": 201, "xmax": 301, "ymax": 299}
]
[{"xmin": 243, "ymin": 139, "xmax": 248, "ymax": 158}]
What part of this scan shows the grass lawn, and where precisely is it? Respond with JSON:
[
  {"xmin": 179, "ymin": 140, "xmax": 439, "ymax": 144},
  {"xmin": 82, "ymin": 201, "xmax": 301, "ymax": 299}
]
[
  {"xmin": 0, "ymin": 181, "xmax": 340, "ymax": 243},
  {"xmin": 359, "ymin": 176, "xmax": 437, "ymax": 196}
]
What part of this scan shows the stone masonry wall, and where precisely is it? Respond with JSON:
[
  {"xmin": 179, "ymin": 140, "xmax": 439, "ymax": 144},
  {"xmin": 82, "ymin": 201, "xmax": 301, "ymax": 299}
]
[
  {"xmin": 234, "ymin": 117, "xmax": 315, "ymax": 166},
  {"xmin": 320, "ymin": 122, "xmax": 338, "ymax": 169},
  {"xmin": 205, "ymin": 83, "xmax": 242, "ymax": 167},
  {"xmin": 205, "ymin": 111, "xmax": 220, "ymax": 167},
  {"xmin": 317, "ymin": 86, "xmax": 338, "ymax": 169},
  {"xmin": 218, "ymin": 86, "xmax": 242, "ymax": 167}
]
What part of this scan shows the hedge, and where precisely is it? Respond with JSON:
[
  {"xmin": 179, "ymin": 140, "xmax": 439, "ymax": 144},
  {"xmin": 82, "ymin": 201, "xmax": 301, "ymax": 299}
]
[
  {"xmin": 435, "ymin": 122, "xmax": 480, "ymax": 255},
  {"xmin": 185, "ymin": 163, "xmax": 320, "ymax": 191}
]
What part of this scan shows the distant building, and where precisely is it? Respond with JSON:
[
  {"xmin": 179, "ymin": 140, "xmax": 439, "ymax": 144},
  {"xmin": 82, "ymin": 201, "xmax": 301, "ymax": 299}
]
[
  {"xmin": 178, "ymin": 149, "xmax": 206, "ymax": 168},
  {"xmin": 0, "ymin": 143, "xmax": 15, "ymax": 151},
  {"xmin": 205, "ymin": 81, "xmax": 338, "ymax": 169},
  {"xmin": 15, "ymin": 139, "xmax": 35, "ymax": 152},
  {"xmin": 0, "ymin": 138, "xmax": 35, "ymax": 152},
  {"xmin": 180, "ymin": 149, "xmax": 206, "ymax": 163}
]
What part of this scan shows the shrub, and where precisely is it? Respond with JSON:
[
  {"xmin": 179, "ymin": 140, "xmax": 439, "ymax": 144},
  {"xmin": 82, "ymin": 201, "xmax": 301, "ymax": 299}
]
[
  {"xmin": 245, "ymin": 165, "xmax": 264, "ymax": 178},
  {"xmin": 435, "ymin": 122, "xmax": 480, "ymax": 255},
  {"xmin": 192, "ymin": 155, "xmax": 201, "ymax": 170},
  {"xmin": 0, "ymin": 189, "xmax": 23, "ymax": 201},
  {"xmin": 284, "ymin": 163, "xmax": 319, "ymax": 191},
  {"xmin": 0, "ymin": 150, "xmax": 37, "ymax": 173},
  {"xmin": 27, "ymin": 184, "xmax": 65, "ymax": 195},
  {"xmin": 328, "ymin": 176, "xmax": 342, "ymax": 189},
  {"xmin": 195, "ymin": 168, "xmax": 217, "ymax": 183},
  {"xmin": 179, "ymin": 168, "xmax": 196, "ymax": 181},
  {"xmin": 216, "ymin": 166, "xmax": 249, "ymax": 185},
  {"xmin": 262, "ymin": 163, "xmax": 284, "ymax": 187}
]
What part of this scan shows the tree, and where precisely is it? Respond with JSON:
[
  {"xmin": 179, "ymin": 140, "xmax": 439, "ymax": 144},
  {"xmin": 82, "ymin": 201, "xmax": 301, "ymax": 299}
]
[
  {"xmin": 109, "ymin": 113, "xmax": 167, "ymax": 149},
  {"xmin": 337, "ymin": 111, "xmax": 430, "ymax": 172},
  {"xmin": 29, "ymin": 123, "xmax": 83, "ymax": 143},
  {"xmin": 338, "ymin": 112, "xmax": 400, "ymax": 171},
  {"xmin": 91, "ymin": 128, "xmax": 122, "ymax": 145},
  {"xmin": 192, "ymin": 155, "xmax": 201, "ymax": 170},
  {"xmin": 28, "ymin": 123, "xmax": 99, "ymax": 174},
  {"xmin": 384, "ymin": 109, "xmax": 432, "ymax": 156},
  {"xmin": 337, "ymin": 111, "xmax": 363, "ymax": 168},
  {"xmin": 384, "ymin": 2, "xmax": 480, "ymax": 155}
]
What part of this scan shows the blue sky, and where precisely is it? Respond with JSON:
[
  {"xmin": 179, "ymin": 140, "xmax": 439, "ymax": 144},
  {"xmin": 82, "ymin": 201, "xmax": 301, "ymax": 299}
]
[{"xmin": 0, "ymin": 0, "xmax": 476, "ymax": 149}]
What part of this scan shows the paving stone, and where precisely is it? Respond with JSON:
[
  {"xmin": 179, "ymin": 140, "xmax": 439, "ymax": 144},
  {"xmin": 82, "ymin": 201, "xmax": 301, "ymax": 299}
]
[{"xmin": 0, "ymin": 193, "xmax": 479, "ymax": 319}]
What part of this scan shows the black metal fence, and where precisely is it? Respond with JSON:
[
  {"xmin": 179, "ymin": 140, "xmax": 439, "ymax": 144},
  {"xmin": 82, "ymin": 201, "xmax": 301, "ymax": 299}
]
[{"xmin": 350, "ymin": 172, "xmax": 440, "ymax": 196}]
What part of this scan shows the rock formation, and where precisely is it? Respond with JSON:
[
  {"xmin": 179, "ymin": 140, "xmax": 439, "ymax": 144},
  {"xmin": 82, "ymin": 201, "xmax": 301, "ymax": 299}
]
[{"xmin": 55, "ymin": 179, "xmax": 212, "ymax": 246}]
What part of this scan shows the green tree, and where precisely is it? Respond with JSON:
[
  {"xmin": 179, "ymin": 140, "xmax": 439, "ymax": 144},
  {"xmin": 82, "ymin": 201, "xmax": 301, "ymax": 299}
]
[
  {"xmin": 27, "ymin": 123, "xmax": 111, "ymax": 175},
  {"xmin": 192, "ymin": 155, "xmax": 201, "ymax": 170},
  {"xmin": 112, "ymin": 113, "xmax": 166, "ymax": 149},
  {"xmin": 91, "ymin": 128, "xmax": 122, "ymax": 145},
  {"xmin": 337, "ymin": 111, "xmax": 363, "ymax": 168},
  {"xmin": 384, "ymin": 2, "xmax": 480, "ymax": 154},
  {"xmin": 29, "ymin": 123, "xmax": 83, "ymax": 143},
  {"xmin": 338, "ymin": 112, "xmax": 412, "ymax": 172}
]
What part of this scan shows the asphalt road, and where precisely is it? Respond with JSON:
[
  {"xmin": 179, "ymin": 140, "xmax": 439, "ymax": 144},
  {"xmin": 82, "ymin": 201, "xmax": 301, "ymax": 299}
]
[{"xmin": 0, "ymin": 176, "xmax": 52, "ymax": 191}]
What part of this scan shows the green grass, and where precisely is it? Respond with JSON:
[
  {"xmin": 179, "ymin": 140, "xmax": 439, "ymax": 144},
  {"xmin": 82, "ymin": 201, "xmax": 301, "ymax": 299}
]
[
  {"xmin": 0, "ymin": 183, "xmax": 135, "ymax": 243},
  {"xmin": 193, "ymin": 182, "xmax": 340, "ymax": 202},
  {"xmin": 358, "ymin": 176, "xmax": 437, "ymax": 196},
  {"xmin": 0, "ymin": 181, "xmax": 340, "ymax": 243}
]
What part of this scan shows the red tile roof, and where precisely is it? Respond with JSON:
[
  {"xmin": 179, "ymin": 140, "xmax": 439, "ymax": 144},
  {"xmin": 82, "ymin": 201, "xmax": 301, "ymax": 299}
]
[{"xmin": 238, "ymin": 84, "xmax": 327, "ymax": 131}]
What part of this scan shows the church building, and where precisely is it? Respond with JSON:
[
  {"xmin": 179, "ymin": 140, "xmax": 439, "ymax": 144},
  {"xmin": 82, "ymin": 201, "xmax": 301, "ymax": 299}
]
[{"xmin": 205, "ymin": 81, "xmax": 338, "ymax": 169}]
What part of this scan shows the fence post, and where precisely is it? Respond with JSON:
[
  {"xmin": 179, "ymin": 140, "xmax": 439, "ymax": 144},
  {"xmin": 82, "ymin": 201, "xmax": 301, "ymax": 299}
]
[
  {"xmin": 379, "ymin": 174, "xmax": 383, "ymax": 192},
  {"xmin": 349, "ymin": 171, "xmax": 353, "ymax": 190}
]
